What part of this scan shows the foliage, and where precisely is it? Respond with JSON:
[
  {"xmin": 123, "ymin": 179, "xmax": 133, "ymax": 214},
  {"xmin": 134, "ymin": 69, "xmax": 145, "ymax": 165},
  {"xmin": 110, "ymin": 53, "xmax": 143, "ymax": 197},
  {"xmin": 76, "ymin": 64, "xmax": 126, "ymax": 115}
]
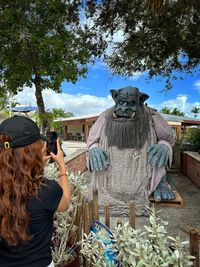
[
  {"xmin": 160, "ymin": 107, "xmax": 185, "ymax": 117},
  {"xmin": 160, "ymin": 107, "xmax": 171, "ymax": 114},
  {"xmin": 0, "ymin": 110, "xmax": 9, "ymax": 121},
  {"xmin": 44, "ymin": 163, "xmax": 88, "ymax": 266},
  {"xmin": 34, "ymin": 108, "xmax": 74, "ymax": 133},
  {"xmin": 0, "ymin": 0, "xmax": 100, "ymax": 131},
  {"xmin": 181, "ymin": 128, "xmax": 200, "ymax": 152},
  {"xmin": 0, "ymin": 91, "xmax": 19, "ymax": 111},
  {"xmin": 191, "ymin": 107, "xmax": 200, "ymax": 118},
  {"xmin": 85, "ymin": 0, "xmax": 200, "ymax": 90},
  {"xmin": 81, "ymin": 208, "xmax": 194, "ymax": 267}
]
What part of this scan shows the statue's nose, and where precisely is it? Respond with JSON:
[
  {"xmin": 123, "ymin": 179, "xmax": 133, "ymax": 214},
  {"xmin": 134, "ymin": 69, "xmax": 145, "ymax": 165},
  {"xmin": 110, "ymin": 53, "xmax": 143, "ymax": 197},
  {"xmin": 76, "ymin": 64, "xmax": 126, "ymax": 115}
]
[{"xmin": 121, "ymin": 102, "xmax": 129, "ymax": 111}]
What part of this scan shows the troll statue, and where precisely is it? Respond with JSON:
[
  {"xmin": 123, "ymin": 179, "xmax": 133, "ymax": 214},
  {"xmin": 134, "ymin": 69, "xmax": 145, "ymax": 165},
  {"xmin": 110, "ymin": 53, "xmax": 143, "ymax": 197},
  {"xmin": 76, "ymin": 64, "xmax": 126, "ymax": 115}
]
[{"xmin": 86, "ymin": 86, "xmax": 175, "ymax": 215}]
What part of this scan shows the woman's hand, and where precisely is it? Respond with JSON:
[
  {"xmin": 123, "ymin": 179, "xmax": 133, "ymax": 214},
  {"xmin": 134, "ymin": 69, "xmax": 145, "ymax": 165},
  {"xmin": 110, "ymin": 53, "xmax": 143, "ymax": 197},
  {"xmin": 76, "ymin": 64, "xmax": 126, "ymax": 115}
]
[
  {"xmin": 42, "ymin": 142, "xmax": 51, "ymax": 164},
  {"xmin": 50, "ymin": 139, "xmax": 66, "ymax": 172}
]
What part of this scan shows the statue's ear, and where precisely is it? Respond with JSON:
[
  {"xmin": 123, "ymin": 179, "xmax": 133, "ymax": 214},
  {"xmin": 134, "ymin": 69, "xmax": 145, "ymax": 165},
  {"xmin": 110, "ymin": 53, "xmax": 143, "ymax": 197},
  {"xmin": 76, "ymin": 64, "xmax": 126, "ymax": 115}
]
[
  {"xmin": 110, "ymin": 89, "xmax": 119, "ymax": 102},
  {"xmin": 139, "ymin": 92, "xmax": 149, "ymax": 104}
]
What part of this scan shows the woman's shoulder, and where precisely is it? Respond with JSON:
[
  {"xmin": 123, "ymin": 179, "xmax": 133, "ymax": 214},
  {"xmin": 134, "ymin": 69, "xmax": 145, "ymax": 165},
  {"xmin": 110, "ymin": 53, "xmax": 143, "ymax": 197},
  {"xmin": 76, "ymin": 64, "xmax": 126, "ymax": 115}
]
[
  {"xmin": 31, "ymin": 177, "xmax": 63, "ymax": 212},
  {"xmin": 40, "ymin": 177, "xmax": 62, "ymax": 194},
  {"xmin": 42, "ymin": 177, "xmax": 58, "ymax": 186}
]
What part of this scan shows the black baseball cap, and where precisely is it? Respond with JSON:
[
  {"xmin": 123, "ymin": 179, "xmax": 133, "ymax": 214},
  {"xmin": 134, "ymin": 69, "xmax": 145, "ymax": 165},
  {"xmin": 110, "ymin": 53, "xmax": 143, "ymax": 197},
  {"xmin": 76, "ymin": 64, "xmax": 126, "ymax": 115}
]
[{"xmin": 0, "ymin": 115, "xmax": 49, "ymax": 149}]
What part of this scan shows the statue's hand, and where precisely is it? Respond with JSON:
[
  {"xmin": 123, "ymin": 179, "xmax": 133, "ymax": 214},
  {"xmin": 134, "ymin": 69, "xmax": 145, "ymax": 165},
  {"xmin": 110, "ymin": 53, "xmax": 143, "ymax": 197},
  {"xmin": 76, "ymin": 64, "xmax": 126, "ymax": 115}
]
[
  {"xmin": 153, "ymin": 175, "xmax": 176, "ymax": 202},
  {"xmin": 148, "ymin": 143, "xmax": 170, "ymax": 168},
  {"xmin": 88, "ymin": 147, "xmax": 109, "ymax": 172}
]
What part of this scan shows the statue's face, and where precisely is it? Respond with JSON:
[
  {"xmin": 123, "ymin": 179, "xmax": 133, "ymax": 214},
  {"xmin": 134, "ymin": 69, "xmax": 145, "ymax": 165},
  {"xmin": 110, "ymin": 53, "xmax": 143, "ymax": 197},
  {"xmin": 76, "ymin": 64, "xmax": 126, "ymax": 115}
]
[{"xmin": 110, "ymin": 87, "xmax": 148, "ymax": 118}]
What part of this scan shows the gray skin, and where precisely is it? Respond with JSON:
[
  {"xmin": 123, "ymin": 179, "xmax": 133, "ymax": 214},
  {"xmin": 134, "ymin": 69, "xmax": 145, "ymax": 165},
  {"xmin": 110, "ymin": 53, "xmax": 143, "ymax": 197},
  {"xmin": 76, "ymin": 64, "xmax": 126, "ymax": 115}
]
[{"xmin": 89, "ymin": 87, "xmax": 176, "ymax": 201}]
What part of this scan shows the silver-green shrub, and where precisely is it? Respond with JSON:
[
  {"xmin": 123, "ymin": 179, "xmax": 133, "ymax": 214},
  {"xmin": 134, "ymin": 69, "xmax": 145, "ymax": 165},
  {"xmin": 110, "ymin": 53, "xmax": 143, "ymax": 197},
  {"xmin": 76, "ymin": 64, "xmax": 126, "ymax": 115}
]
[
  {"xmin": 81, "ymin": 208, "xmax": 195, "ymax": 267},
  {"xmin": 44, "ymin": 163, "xmax": 88, "ymax": 266}
]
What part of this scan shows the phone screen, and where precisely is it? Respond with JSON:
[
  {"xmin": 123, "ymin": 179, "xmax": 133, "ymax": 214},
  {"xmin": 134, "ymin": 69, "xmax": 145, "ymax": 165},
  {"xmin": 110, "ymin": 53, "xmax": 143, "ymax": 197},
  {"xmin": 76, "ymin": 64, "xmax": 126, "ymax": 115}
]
[{"xmin": 46, "ymin": 131, "xmax": 58, "ymax": 155}]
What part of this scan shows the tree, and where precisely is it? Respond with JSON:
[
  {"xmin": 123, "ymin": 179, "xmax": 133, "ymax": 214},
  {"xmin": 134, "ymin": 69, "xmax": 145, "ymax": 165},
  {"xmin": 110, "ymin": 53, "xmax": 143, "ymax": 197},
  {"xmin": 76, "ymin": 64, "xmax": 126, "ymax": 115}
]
[
  {"xmin": 34, "ymin": 108, "xmax": 74, "ymax": 133},
  {"xmin": 1, "ymin": 1, "xmax": 100, "ymax": 132},
  {"xmin": 191, "ymin": 106, "xmax": 200, "ymax": 118},
  {"xmin": 170, "ymin": 108, "xmax": 185, "ymax": 117},
  {"xmin": 160, "ymin": 107, "xmax": 185, "ymax": 117},
  {"xmin": 87, "ymin": 0, "xmax": 200, "ymax": 90},
  {"xmin": 160, "ymin": 107, "xmax": 171, "ymax": 114},
  {"xmin": 0, "ymin": 91, "xmax": 19, "ymax": 112}
]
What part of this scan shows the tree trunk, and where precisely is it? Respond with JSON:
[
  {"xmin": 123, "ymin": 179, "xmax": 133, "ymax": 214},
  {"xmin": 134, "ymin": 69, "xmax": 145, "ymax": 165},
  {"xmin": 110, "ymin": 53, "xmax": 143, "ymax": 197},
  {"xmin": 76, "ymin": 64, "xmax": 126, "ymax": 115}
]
[{"xmin": 34, "ymin": 74, "xmax": 47, "ymax": 133}]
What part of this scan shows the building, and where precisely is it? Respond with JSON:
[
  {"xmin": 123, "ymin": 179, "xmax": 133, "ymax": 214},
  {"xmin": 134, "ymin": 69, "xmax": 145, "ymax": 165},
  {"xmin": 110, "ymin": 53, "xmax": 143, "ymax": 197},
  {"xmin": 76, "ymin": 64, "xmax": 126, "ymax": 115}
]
[
  {"xmin": 161, "ymin": 113, "xmax": 200, "ymax": 139},
  {"xmin": 55, "ymin": 113, "xmax": 100, "ymax": 142}
]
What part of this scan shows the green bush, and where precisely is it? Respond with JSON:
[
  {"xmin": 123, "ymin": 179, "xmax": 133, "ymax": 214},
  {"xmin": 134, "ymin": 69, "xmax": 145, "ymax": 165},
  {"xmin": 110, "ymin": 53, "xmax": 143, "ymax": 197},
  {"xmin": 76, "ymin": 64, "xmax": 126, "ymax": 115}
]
[{"xmin": 181, "ymin": 128, "xmax": 200, "ymax": 152}]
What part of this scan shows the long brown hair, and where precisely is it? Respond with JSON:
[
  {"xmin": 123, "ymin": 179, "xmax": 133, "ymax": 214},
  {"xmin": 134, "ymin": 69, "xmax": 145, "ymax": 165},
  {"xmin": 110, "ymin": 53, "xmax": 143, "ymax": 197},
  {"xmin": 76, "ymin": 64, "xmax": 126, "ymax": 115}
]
[{"xmin": 0, "ymin": 134, "xmax": 45, "ymax": 246}]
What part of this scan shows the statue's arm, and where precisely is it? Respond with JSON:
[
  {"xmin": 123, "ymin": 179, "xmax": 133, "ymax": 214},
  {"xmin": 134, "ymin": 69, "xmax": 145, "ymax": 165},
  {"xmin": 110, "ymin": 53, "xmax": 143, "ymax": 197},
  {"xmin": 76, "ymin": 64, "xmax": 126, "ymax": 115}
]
[
  {"xmin": 148, "ymin": 112, "xmax": 175, "ymax": 168},
  {"xmin": 150, "ymin": 112, "xmax": 176, "ymax": 201},
  {"xmin": 86, "ymin": 112, "xmax": 107, "ymax": 171},
  {"xmin": 152, "ymin": 112, "xmax": 175, "ymax": 146},
  {"xmin": 86, "ymin": 112, "xmax": 106, "ymax": 151}
]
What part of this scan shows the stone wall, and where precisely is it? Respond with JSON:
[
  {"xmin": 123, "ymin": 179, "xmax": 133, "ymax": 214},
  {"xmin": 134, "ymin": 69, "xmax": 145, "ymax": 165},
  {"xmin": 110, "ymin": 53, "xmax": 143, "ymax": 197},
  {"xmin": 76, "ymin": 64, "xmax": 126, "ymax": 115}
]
[{"xmin": 182, "ymin": 151, "xmax": 200, "ymax": 188}]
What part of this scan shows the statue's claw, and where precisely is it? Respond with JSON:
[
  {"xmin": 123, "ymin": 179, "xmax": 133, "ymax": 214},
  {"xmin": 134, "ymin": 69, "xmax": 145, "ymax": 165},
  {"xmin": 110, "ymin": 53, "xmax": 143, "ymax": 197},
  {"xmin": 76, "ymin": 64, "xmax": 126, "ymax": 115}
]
[
  {"xmin": 148, "ymin": 143, "xmax": 170, "ymax": 168},
  {"xmin": 153, "ymin": 175, "xmax": 176, "ymax": 202},
  {"xmin": 89, "ymin": 147, "xmax": 109, "ymax": 172}
]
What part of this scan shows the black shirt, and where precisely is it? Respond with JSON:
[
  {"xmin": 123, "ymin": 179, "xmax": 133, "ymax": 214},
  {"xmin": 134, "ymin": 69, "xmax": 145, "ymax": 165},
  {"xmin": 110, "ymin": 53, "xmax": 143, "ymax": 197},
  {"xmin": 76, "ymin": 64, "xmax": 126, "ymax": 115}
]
[{"xmin": 0, "ymin": 178, "xmax": 63, "ymax": 267}]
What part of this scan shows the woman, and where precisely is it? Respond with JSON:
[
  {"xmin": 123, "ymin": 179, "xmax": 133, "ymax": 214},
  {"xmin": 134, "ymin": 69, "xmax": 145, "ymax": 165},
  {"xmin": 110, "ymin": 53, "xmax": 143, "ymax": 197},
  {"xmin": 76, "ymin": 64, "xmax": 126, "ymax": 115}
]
[{"xmin": 0, "ymin": 116, "xmax": 70, "ymax": 267}]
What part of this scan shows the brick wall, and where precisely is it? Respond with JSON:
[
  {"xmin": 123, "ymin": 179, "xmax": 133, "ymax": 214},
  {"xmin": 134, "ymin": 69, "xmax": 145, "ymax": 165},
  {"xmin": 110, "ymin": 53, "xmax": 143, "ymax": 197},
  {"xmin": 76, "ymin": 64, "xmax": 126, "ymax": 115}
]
[
  {"xmin": 182, "ymin": 152, "xmax": 200, "ymax": 188},
  {"xmin": 65, "ymin": 151, "xmax": 87, "ymax": 174}
]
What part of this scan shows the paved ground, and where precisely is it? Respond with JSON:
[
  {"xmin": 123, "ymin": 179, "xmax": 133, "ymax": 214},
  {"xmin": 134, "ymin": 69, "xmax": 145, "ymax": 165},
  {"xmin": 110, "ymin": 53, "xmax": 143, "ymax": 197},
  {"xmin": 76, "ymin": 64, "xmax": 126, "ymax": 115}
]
[{"xmin": 62, "ymin": 140, "xmax": 86, "ymax": 156}]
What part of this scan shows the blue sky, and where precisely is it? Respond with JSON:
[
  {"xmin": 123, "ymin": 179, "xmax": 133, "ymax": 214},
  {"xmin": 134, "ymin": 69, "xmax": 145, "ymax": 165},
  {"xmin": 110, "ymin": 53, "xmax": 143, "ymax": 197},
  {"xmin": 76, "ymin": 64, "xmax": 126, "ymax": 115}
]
[{"xmin": 16, "ymin": 60, "xmax": 200, "ymax": 118}]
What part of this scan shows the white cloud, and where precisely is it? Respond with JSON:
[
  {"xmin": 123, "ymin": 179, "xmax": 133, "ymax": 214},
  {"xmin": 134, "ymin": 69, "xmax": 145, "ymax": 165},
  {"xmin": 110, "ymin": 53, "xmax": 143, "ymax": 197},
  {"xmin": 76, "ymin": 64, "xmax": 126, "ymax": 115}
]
[
  {"xmin": 15, "ymin": 88, "xmax": 200, "ymax": 119},
  {"xmin": 194, "ymin": 80, "xmax": 200, "ymax": 93},
  {"xmin": 90, "ymin": 61, "xmax": 108, "ymax": 71},
  {"xmin": 16, "ymin": 86, "xmax": 114, "ymax": 116},
  {"xmin": 149, "ymin": 94, "xmax": 200, "ymax": 118},
  {"xmin": 128, "ymin": 71, "xmax": 144, "ymax": 80}
]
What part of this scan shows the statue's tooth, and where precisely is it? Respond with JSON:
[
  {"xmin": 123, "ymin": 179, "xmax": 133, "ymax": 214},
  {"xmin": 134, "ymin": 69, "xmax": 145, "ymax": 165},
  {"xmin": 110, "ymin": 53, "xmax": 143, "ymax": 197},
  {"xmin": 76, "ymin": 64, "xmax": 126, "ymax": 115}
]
[{"xmin": 113, "ymin": 112, "xmax": 117, "ymax": 118}]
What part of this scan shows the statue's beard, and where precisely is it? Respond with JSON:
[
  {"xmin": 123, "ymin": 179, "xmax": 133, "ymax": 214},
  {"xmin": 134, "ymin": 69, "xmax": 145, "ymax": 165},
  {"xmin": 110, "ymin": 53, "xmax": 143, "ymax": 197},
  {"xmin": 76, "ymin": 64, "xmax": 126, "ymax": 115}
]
[{"xmin": 105, "ymin": 106, "xmax": 150, "ymax": 150}]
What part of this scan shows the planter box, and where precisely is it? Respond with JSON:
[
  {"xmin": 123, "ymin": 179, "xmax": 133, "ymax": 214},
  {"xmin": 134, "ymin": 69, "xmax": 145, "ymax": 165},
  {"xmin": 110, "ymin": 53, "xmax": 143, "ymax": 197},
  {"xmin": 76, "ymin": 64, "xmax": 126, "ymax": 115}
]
[
  {"xmin": 60, "ymin": 256, "xmax": 79, "ymax": 267},
  {"xmin": 59, "ymin": 246, "xmax": 80, "ymax": 267}
]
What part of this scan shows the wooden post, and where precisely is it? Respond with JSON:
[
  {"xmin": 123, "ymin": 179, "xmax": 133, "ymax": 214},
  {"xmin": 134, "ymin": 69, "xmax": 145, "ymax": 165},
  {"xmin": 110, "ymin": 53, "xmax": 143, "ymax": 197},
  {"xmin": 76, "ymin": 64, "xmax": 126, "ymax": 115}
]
[
  {"xmin": 129, "ymin": 204, "xmax": 135, "ymax": 229},
  {"xmin": 189, "ymin": 228, "xmax": 199, "ymax": 267},
  {"xmin": 63, "ymin": 124, "xmax": 67, "ymax": 140},
  {"xmin": 89, "ymin": 200, "xmax": 94, "ymax": 226},
  {"xmin": 104, "ymin": 204, "xmax": 110, "ymax": 228},
  {"xmin": 85, "ymin": 124, "xmax": 89, "ymax": 143},
  {"xmin": 77, "ymin": 204, "xmax": 83, "ymax": 241},
  {"xmin": 93, "ymin": 190, "xmax": 99, "ymax": 221},
  {"xmin": 84, "ymin": 202, "xmax": 90, "ymax": 235}
]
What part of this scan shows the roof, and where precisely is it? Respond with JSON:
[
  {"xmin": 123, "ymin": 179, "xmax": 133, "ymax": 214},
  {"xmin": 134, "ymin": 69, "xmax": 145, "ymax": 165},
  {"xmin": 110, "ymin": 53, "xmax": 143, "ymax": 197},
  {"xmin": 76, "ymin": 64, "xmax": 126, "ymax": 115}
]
[
  {"xmin": 160, "ymin": 113, "xmax": 186, "ymax": 122},
  {"xmin": 160, "ymin": 113, "xmax": 200, "ymax": 125},
  {"xmin": 54, "ymin": 112, "xmax": 101, "ymax": 122}
]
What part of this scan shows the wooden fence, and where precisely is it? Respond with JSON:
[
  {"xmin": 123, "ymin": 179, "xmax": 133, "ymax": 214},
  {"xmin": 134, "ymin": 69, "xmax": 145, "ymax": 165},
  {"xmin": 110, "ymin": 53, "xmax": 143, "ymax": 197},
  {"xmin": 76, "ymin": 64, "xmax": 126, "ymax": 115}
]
[
  {"xmin": 73, "ymin": 190, "xmax": 199, "ymax": 267},
  {"xmin": 180, "ymin": 225, "xmax": 200, "ymax": 267}
]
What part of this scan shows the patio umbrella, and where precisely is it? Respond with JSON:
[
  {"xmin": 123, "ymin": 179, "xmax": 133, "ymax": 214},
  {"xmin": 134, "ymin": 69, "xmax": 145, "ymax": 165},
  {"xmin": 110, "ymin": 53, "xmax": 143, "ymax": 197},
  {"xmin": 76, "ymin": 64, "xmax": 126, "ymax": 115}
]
[{"xmin": 10, "ymin": 105, "xmax": 38, "ymax": 113}]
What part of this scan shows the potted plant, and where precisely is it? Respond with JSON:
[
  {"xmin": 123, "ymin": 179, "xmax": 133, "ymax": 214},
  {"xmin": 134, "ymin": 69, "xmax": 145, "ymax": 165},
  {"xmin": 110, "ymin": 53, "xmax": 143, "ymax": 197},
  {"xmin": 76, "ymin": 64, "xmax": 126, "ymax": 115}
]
[
  {"xmin": 44, "ymin": 163, "xmax": 88, "ymax": 267},
  {"xmin": 81, "ymin": 207, "xmax": 195, "ymax": 267}
]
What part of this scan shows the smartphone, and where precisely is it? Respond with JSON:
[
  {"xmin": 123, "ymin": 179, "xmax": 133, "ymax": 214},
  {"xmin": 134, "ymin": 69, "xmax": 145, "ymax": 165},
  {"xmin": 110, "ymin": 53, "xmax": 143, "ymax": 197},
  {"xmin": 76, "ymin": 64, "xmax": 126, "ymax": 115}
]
[{"xmin": 46, "ymin": 131, "xmax": 58, "ymax": 155}]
